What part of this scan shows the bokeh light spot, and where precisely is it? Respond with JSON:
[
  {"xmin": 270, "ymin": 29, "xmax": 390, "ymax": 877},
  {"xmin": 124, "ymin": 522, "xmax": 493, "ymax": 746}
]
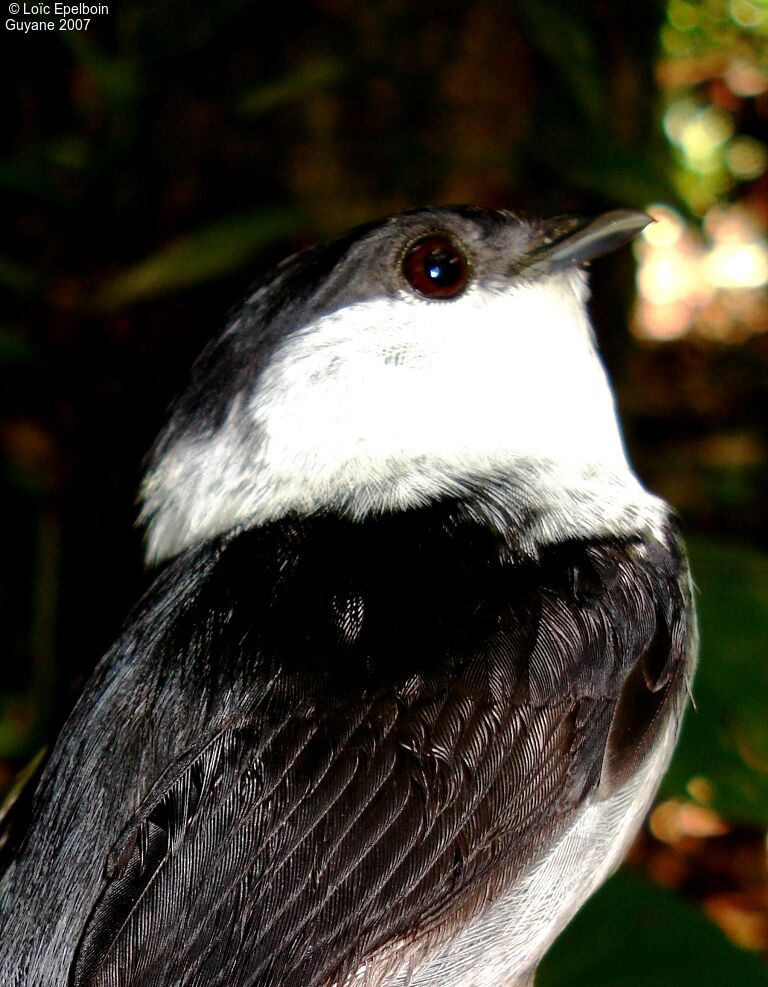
[
  {"xmin": 725, "ymin": 135, "xmax": 768, "ymax": 178},
  {"xmin": 729, "ymin": 0, "xmax": 765, "ymax": 28},
  {"xmin": 724, "ymin": 57, "xmax": 768, "ymax": 96}
]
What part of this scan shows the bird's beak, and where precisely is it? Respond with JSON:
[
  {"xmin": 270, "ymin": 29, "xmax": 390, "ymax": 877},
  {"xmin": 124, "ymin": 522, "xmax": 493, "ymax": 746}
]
[{"xmin": 523, "ymin": 209, "xmax": 652, "ymax": 274}]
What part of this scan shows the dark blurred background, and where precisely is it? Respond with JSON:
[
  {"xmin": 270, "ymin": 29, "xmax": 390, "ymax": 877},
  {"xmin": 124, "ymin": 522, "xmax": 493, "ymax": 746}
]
[{"xmin": 3, "ymin": 1, "xmax": 768, "ymax": 982}]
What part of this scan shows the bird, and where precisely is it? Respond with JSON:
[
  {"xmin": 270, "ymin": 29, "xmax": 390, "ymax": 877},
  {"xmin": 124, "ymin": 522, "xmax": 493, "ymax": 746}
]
[{"xmin": 0, "ymin": 205, "xmax": 696, "ymax": 987}]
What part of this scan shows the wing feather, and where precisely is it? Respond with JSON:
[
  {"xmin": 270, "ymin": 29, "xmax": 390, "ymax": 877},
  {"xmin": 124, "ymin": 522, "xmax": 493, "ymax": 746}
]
[{"xmin": 54, "ymin": 509, "xmax": 694, "ymax": 987}]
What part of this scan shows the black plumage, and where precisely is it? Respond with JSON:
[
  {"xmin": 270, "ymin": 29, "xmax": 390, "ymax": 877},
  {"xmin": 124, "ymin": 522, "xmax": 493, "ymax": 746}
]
[
  {"xmin": 0, "ymin": 204, "xmax": 697, "ymax": 985},
  {"xmin": 0, "ymin": 499, "xmax": 692, "ymax": 987}
]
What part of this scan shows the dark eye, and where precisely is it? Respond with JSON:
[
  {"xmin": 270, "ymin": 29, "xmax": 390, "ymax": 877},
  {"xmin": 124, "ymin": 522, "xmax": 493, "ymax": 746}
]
[{"xmin": 401, "ymin": 235, "xmax": 470, "ymax": 299}]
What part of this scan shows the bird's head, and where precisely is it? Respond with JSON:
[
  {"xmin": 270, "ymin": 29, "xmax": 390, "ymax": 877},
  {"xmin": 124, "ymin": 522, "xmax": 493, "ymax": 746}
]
[{"xmin": 140, "ymin": 206, "xmax": 664, "ymax": 563}]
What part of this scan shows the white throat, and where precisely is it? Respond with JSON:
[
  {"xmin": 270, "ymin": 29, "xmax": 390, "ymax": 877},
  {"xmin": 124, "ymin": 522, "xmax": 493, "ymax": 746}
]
[{"xmin": 141, "ymin": 276, "xmax": 667, "ymax": 563}]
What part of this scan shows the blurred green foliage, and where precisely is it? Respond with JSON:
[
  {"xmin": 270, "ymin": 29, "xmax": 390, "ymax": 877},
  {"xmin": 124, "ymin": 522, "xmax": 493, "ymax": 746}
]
[
  {"xmin": 539, "ymin": 870, "xmax": 768, "ymax": 984},
  {"xmin": 664, "ymin": 537, "xmax": 768, "ymax": 825},
  {"xmin": 95, "ymin": 208, "xmax": 303, "ymax": 309}
]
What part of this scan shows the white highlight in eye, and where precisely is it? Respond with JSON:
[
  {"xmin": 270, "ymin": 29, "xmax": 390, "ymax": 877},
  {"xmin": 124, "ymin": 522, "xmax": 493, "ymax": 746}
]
[{"xmin": 141, "ymin": 275, "xmax": 666, "ymax": 563}]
